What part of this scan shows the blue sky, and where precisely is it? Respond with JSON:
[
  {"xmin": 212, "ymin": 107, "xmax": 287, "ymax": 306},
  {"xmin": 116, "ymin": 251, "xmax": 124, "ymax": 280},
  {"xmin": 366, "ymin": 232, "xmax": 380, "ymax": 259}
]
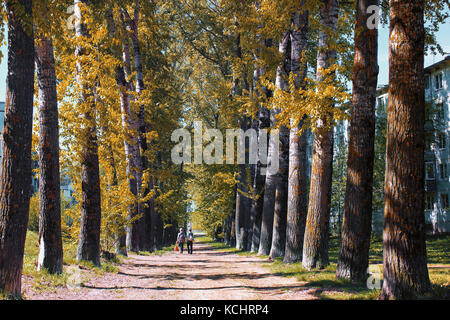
[{"xmin": 0, "ymin": 21, "xmax": 449, "ymax": 102}]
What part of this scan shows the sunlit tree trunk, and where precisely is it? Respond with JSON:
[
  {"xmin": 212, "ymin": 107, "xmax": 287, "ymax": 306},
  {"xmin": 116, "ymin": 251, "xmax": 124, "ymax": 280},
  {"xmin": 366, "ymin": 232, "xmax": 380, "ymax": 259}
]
[
  {"xmin": 269, "ymin": 31, "xmax": 291, "ymax": 259},
  {"xmin": 250, "ymin": 105, "xmax": 269, "ymax": 252},
  {"xmin": 118, "ymin": 20, "xmax": 145, "ymax": 252},
  {"xmin": 36, "ymin": 32, "xmax": 63, "ymax": 274},
  {"xmin": 379, "ymin": 0, "xmax": 431, "ymax": 299},
  {"xmin": 231, "ymin": 32, "xmax": 252, "ymax": 251},
  {"xmin": 0, "ymin": 0, "xmax": 34, "ymax": 298},
  {"xmin": 121, "ymin": 5, "xmax": 148, "ymax": 251},
  {"xmin": 250, "ymin": 33, "xmax": 271, "ymax": 253},
  {"xmin": 302, "ymin": 0, "xmax": 338, "ymax": 270},
  {"xmin": 284, "ymin": 8, "xmax": 309, "ymax": 263},
  {"xmin": 105, "ymin": 8, "xmax": 128, "ymax": 256},
  {"xmin": 75, "ymin": 0, "xmax": 102, "ymax": 267},
  {"xmin": 258, "ymin": 125, "xmax": 278, "ymax": 256},
  {"xmin": 116, "ymin": 62, "xmax": 141, "ymax": 253},
  {"xmin": 336, "ymin": 0, "xmax": 378, "ymax": 282}
]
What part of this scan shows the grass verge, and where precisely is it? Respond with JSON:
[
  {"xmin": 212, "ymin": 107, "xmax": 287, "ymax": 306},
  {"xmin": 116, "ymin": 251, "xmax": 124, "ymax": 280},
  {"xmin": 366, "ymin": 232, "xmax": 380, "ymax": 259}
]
[
  {"xmin": 4, "ymin": 231, "xmax": 123, "ymax": 298},
  {"xmin": 202, "ymin": 234, "xmax": 450, "ymax": 300}
]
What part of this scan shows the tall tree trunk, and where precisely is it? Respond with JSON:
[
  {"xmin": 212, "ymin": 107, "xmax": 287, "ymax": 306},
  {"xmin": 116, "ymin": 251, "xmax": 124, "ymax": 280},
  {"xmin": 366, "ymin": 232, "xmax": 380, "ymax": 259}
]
[
  {"xmin": 36, "ymin": 33, "xmax": 63, "ymax": 274},
  {"xmin": 302, "ymin": 0, "xmax": 338, "ymax": 270},
  {"xmin": 257, "ymin": 125, "xmax": 278, "ymax": 256},
  {"xmin": 124, "ymin": 2, "xmax": 152, "ymax": 251},
  {"xmin": 250, "ymin": 106, "xmax": 269, "ymax": 252},
  {"xmin": 235, "ymin": 115, "xmax": 252, "ymax": 251},
  {"xmin": 117, "ymin": 64, "xmax": 142, "ymax": 253},
  {"xmin": 250, "ymin": 32, "xmax": 271, "ymax": 253},
  {"xmin": 118, "ymin": 15, "xmax": 145, "ymax": 252},
  {"xmin": 336, "ymin": 0, "xmax": 378, "ymax": 282},
  {"xmin": 231, "ymin": 32, "xmax": 252, "ymax": 251},
  {"xmin": 0, "ymin": 0, "xmax": 34, "ymax": 298},
  {"xmin": 75, "ymin": 0, "xmax": 102, "ymax": 267},
  {"xmin": 105, "ymin": 8, "xmax": 128, "ymax": 256},
  {"xmin": 284, "ymin": 8, "xmax": 309, "ymax": 263},
  {"xmin": 269, "ymin": 31, "xmax": 291, "ymax": 259},
  {"xmin": 379, "ymin": 0, "xmax": 431, "ymax": 299}
]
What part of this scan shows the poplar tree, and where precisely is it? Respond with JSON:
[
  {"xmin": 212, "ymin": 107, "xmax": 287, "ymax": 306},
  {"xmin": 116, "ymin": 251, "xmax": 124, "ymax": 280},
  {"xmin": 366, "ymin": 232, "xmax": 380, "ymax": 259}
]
[
  {"xmin": 268, "ymin": 31, "xmax": 290, "ymax": 259},
  {"xmin": 336, "ymin": 0, "xmax": 379, "ymax": 282},
  {"xmin": 35, "ymin": 0, "xmax": 63, "ymax": 274},
  {"xmin": 0, "ymin": 0, "xmax": 35, "ymax": 298},
  {"xmin": 75, "ymin": 0, "xmax": 102, "ymax": 266},
  {"xmin": 379, "ymin": 0, "xmax": 431, "ymax": 299},
  {"xmin": 284, "ymin": 7, "xmax": 309, "ymax": 264},
  {"xmin": 302, "ymin": 0, "xmax": 339, "ymax": 270}
]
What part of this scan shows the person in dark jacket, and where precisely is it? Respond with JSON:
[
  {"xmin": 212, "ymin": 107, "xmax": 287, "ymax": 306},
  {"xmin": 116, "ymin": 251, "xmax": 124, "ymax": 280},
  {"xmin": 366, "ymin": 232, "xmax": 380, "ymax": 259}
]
[
  {"xmin": 186, "ymin": 228, "xmax": 195, "ymax": 254},
  {"xmin": 176, "ymin": 228, "xmax": 186, "ymax": 253}
]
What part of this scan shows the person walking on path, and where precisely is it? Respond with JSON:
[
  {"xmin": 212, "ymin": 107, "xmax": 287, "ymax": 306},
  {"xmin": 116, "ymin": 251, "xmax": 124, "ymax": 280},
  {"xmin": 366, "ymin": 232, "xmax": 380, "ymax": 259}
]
[
  {"xmin": 187, "ymin": 228, "xmax": 195, "ymax": 254},
  {"xmin": 177, "ymin": 228, "xmax": 186, "ymax": 254}
]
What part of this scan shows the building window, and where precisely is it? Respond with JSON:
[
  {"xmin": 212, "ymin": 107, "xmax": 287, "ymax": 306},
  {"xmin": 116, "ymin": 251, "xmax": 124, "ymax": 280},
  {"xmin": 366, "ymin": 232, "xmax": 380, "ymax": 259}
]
[
  {"xmin": 438, "ymin": 132, "xmax": 447, "ymax": 149},
  {"xmin": 441, "ymin": 193, "xmax": 449, "ymax": 209},
  {"xmin": 425, "ymin": 75, "xmax": 430, "ymax": 89},
  {"xmin": 435, "ymin": 73, "xmax": 443, "ymax": 90},
  {"xmin": 426, "ymin": 162, "xmax": 435, "ymax": 180},
  {"xmin": 425, "ymin": 193, "xmax": 434, "ymax": 210},
  {"xmin": 440, "ymin": 163, "xmax": 448, "ymax": 179},
  {"xmin": 425, "ymin": 134, "xmax": 433, "ymax": 150},
  {"xmin": 436, "ymin": 103, "xmax": 445, "ymax": 119}
]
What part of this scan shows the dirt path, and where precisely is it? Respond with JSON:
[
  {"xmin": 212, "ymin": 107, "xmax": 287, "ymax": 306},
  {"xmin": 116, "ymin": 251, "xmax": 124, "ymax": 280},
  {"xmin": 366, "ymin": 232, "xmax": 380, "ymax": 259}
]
[{"xmin": 22, "ymin": 241, "xmax": 318, "ymax": 300}]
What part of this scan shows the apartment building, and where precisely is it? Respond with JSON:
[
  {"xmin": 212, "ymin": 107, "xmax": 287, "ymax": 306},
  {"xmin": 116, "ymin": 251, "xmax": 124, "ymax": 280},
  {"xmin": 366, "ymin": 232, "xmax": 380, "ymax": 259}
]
[{"xmin": 376, "ymin": 56, "xmax": 450, "ymax": 234}]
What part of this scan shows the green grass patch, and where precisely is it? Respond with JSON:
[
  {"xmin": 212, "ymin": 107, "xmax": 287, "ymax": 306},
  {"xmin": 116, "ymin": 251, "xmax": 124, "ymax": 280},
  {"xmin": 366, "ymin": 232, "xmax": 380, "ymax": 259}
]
[
  {"xmin": 196, "ymin": 235, "xmax": 245, "ymax": 254},
  {"xmin": 203, "ymin": 233, "xmax": 450, "ymax": 300},
  {"xmin": 268, "ymin": 260, "xmax": 380, "ymax": 300},
  {"xmin": 138, "ymin": 244, "xmax": 176, "ymax": 256},
  {"xmin": 15, "ymin": 230, "xmax": 123, "ymax": 297}
]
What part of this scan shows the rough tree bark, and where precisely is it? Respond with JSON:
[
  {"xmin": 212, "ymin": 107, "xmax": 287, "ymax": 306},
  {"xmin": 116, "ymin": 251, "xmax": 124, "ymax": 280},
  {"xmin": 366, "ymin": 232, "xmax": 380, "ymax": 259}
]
[
  {"xmin": 284, "ymin": 8, "xmax": 309, "ymax": 263},
  {"xmin": 105, "ymin": 8, "xmax": 129, "ymax": 256},
  {"xmin": 235, "ymin": 115, "xmax": 252, "ymax": 250},
  {"xmin": 123, "ymin": 2, "xmax": 155, "ymax": 251},
  {"xmin": 302, "ymin": 0, "xmax": 338, "ymax": 270},
  {"xmin": 257, "ymin": 121, "xmax": 279, "ymax": 256},
  {"xmin": 379, "ymin": 0, "xmax": 431, "ymax": 299},
  {"xmin": 75, "ymin": 0, "xmax": 102, "ymax": 267},
  {"xmin": 231, "ymin": 31, "xmax": 252, "ymax": 251},
  {"xmin": 250, "ymin": 104, "xmax": 270, "ymax": 252},
  {"xmin": 250, "ymin": 30, "xmax": 271, "ymax": 253},
  {"xmin": 0, "ymin": 0, "xmax": 34, "ymax": 298},
  {"xmin": 336, "ymin": 0, "xmax": 378, "ymax": 282},
  {"xmin": 36, "ymin": 32, "xmax": 63, "ymax": 274},
  {"xmin": 269, "ymin": 31, "xmax": 291, "ymax": 259}
]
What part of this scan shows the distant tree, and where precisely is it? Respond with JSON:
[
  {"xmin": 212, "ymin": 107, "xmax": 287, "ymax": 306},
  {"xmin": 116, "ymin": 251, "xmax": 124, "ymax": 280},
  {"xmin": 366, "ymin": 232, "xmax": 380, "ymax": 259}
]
[{"xmin": 330, "ymin": 126, "xmax": 347, "ymax": 238}]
